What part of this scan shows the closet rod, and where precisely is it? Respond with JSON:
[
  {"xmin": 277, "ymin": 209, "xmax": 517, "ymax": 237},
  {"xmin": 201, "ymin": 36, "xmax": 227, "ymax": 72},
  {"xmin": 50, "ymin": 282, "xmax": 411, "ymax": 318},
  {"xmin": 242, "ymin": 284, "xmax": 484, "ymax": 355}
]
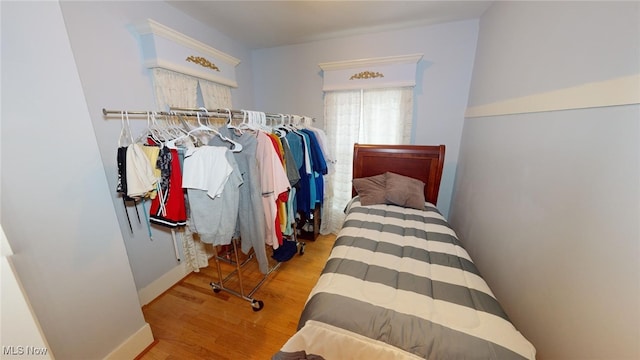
[
  {"xmin": 102, "ymin": 108, "xmax": 225, "ymax": 117},
  {"xmin": 102, "ymin": 107, "xmax": 315, "ymax": 122},
  {"xmin": 170, "ymin": 106, "xmax": 315, "ymax": 122}
]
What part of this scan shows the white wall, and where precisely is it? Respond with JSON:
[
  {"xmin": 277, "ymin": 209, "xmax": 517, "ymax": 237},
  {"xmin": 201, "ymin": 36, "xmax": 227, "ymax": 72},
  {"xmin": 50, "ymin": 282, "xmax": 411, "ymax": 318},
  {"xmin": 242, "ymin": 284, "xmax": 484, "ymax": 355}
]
[
  {"xmin": 251, "ymin": 20, "xmax": 480, "ymax": 218},
  {"xmin": 1, "ymin": 2, "xmax": 151, "ymax": 359},
  {"xmin": 1, "ymin": 227, "xmax": 54, "ymax": 360},
  {"xmin": 59, "ymin": 0, "xmax": 255, "ymax": 300},
  {"xmin": 467, "ymin": 1, "xmax": 640, "ymax": 108},
  {"xmin": 450, "ymin": 2, "xmax": 640, "ymax": 359}
]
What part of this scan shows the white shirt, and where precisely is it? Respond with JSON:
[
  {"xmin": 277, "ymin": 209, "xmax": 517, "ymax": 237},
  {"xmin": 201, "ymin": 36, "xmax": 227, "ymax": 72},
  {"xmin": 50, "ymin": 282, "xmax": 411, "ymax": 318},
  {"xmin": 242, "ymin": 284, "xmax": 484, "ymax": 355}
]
[{"xmin": 182, "ymin": 146, "xmax": 233, "ymax": 199}]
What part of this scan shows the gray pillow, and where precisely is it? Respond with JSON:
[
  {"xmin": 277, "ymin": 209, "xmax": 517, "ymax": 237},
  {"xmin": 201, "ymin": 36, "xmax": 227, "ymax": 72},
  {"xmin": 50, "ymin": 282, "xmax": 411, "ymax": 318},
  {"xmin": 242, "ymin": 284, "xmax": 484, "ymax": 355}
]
[
  {"xmin": 384, "ymin": 172, "xmax": 426, "ymax": 210},
  {"xmin": 352, "ymin": 174, "xmax": 387, "ymax": 206}
]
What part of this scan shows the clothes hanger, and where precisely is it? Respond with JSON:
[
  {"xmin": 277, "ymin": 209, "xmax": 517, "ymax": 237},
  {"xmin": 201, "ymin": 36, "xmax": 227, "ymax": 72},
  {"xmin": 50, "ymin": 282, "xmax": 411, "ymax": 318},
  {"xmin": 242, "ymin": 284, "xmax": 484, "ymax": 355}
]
[
  {"xmin": 162, "ymin": 112, "xmax": 184, "ymax": 139},
  {"xmin": 225, "ymin": 108, "xmax": 243, "ymax": 134},
  {"xmin": 164, "ymin": 112, "xmax": 192, "ymax": 149},
  {"xmin": 238, "ymin": 109, "xmax": 258, "ymax": 131},
  {"xmin": 163, "ymin": 111, "xmax": 200, "ymax": 149},
  {"xmin": 273, "ymin": 114, "xmax": 286, "ymax": 138},
  {"xmin": 151, "ymin": 111, "xmax": 174, "ymax": 143},
  {"xmin": 131, "ymin": 111, "xmax": 153, "ymax": 144},
  {"xmin": 185, "ymin": 110, "xmax": 243, "ymax": 152},
  {"xmin": 142, "ymin": 111, "xmax": 176, "ymax": 145},
  {"xmin": 258, "ymin": 111, "xmax": 270, "ymax": 132},
  {"xmin": 119, "ymin": 111, "xmax": 135, "ymax": 147},
  {"xmin": 303, "ymin": 116, "xmax": 314, "ymax": 128},
  {"xmin": 286, "ymin": 114, "xmax": 296, "ymax": 129},
  {"xmin": 224, "ymin": 108, "xmax": 232, "ymax": 126},
  {"xmin": 174, "ymin": 113, "xmax": 198, "ymax": 148},
  {"xmin": 284, "ymin": 114, "xmax": 299, "ymax": 132},
  {"xmin": 294, "ymin": 115, "xmax": 305, "ymax": 129},
  {"xmin": 162, "ymin": 112, "xmax": 181, "ymax": 150},
  {"xmin": 246, "ymin": 110, "xmax": 256, "ymax": 129}
]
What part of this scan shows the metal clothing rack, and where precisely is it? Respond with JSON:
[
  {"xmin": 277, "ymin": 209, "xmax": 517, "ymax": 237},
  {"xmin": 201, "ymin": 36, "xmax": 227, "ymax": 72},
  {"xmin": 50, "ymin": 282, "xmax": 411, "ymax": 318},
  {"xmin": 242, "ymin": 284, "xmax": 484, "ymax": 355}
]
[
  {"xmin": 210, "ymin": 231, "xmax": 304, "ymax": 312},
  {"xmin": 209, "ymin": 239, "xmax": 305, "ymax": 311},
  {"xmin": 104, "ymin": 106, "xmax": 310, "ymax": 311},
  {"xmin": 210, "ymin": 239, "xmax": 277, "ymax": 312}
]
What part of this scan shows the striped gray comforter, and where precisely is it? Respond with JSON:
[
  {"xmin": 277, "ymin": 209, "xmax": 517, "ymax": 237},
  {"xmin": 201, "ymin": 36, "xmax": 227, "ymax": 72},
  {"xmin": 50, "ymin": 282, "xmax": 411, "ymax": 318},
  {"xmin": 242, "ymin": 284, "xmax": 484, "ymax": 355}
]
[{"xmin": 276, "ymin": 199, "xmax": 536, "ymax": 360}]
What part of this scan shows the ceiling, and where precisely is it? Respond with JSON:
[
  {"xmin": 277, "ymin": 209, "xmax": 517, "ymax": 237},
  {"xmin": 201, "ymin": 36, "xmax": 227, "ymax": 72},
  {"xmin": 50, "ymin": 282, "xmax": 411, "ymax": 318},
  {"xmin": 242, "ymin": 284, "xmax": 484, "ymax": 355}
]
[{"xmin": 167, "ymin": 1, "xmax": 493, "ymax": 49}]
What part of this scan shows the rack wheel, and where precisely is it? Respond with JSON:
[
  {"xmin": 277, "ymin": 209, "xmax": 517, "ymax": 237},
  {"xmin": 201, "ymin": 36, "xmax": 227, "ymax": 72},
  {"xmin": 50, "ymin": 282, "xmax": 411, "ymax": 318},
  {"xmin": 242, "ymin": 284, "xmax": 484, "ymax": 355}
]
[
  {"xmin": 251, "ymin": 300, "xmax": 264, "ymax": 312},
  {"xmin": 299, "ymin": 243, "xmax": 305, "ymax": 255},
  {"xmin": 210, "ymin": 282, "xmax": 221, "ymax": 293}
]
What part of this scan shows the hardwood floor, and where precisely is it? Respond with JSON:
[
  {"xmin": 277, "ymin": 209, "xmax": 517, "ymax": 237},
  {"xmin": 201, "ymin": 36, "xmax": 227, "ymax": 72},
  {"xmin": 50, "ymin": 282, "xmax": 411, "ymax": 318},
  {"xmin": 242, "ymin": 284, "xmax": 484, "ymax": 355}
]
[{"xmin": 137, "ymin": 234, "xmax": 336, "ymax": 360}]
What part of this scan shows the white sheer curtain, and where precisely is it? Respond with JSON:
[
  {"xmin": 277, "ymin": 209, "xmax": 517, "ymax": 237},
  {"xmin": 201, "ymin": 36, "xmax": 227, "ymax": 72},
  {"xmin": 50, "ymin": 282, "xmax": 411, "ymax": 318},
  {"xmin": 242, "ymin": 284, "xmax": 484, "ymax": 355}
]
[
  {"xmin": 320, "ymin": 90, "xmax": 361, "ymax": 235},
  {"xmin": 320, "ymin": 87, "xmax": 413, "ymax": 235},
  {"xmin": 199, "ymin": 79, "xmax": 233, "ymax": 109},
  {"xmin": 152, "ymin": 68, "xmax": 233, "ymax": 110},
  {"xmin": 361, "ymin": 88, "xmax": 413, "ymax": 144},
  {"xmin": 152, "ymin": 68, "xmax": 199, "ymax": 110}
]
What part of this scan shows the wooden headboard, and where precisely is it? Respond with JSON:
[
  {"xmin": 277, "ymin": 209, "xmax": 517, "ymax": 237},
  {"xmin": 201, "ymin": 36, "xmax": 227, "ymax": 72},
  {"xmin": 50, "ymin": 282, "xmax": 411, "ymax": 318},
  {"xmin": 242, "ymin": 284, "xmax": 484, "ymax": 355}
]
[{"xmin": 352, "ymin": 144, "xmax": 446, "ymax": 205}]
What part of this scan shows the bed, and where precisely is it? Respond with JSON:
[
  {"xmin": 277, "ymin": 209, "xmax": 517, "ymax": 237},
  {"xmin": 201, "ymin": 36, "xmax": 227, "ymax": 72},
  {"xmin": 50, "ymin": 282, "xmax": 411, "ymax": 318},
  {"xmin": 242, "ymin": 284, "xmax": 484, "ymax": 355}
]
[{"xmin": 273, "ymin": 144, "xmax": 536, "ymax": 360}]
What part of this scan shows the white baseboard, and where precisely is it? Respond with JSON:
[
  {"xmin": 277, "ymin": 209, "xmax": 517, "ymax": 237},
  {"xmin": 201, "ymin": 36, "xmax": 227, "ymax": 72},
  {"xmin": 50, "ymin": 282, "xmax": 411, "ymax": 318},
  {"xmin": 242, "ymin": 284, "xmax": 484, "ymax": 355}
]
[
  {"xmin": 103, "ymin": 323, "xmax": 154, "ymax": 360},
  {"xmin": 137, "ymin": 262, "xmax": 191, "ymax": 306}
]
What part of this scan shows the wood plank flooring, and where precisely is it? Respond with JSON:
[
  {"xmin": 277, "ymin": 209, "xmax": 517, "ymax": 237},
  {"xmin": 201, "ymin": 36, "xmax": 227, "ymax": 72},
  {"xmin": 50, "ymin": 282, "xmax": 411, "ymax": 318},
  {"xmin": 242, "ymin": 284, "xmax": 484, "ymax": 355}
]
[{"xmin": 137, "ymin": 234, "xmax": 336, "ymax": 360}]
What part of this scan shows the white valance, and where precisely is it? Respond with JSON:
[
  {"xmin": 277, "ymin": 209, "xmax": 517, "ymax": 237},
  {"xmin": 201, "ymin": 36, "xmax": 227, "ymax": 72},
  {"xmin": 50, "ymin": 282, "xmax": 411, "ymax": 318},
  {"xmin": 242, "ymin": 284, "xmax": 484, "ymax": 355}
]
[
  {"xmin": 134, "ymin": 19, "xmax": 240, "ymax": 88},
  {"xmin": 318, "ymin": 54, "xmax": 423, "ymax": 91}
]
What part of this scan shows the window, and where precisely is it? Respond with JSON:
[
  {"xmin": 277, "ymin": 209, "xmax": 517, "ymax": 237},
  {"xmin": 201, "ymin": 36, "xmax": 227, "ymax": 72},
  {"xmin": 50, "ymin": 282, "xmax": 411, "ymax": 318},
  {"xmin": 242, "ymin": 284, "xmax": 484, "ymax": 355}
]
[{"xmin": 321, "ymin": 87, "xmax": 413, "ymax": 234}]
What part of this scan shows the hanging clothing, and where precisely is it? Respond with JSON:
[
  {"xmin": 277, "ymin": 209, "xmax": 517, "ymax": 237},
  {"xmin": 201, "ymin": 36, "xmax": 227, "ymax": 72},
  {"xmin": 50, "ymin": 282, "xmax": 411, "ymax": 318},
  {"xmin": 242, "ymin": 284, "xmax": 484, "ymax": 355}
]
[
  {"xmin": 149, "ymin": 147, "xmax": 187, "ymax": 228},
  {"xmin": 112, "ymin": 108, "xmax": 324, "ymax": 276},
  {"xmin": 300, "ymin": 129, "xmax": 328, "ymax": 207},
  {"xmin": 280, "ymin": 136, "xmax": 301, "ymax": 186},
  {"xmin": 116, "ymin": 146, "xmax": 138, "ymax": 201},
  {"xmin": 295, "ymin": 130, "xmax": 314, "ymax": 216},
  {"xmin": 256, "ymin": 131, "xmax": 290, "ymax": 249},
  {"xmin": 306, "ymin": 126, "xmax": 334, "ymax": 174},
  {"xmin": 125, "ymin": 143, "xmax": 157, "ymax": 198},
  {"xmin": 182, "ymin": 146, "xmax": 233, "ymax": 199},
  {"xmin": 284, "ymin": 186, "xmax": 297, "ymax": 236},
  {"xmin": 116, "ymin": 146, "xmax": 143, "ymax": 232},
  {"xmin": 209, "ymin": 127, "xmax": 270, "ymax": 274},
  {"xmin": 285, "ymin": 130, "xmax": 304, "ymax": 172},
  {"xmin": 187, "ymin": 149, "xmax": 243, "ymax": 245},
  {"xmin": 140, "ymin": 144, "xmax": 161, "ymax": 199},
  {"xmin": 270, "ymin": 135, "xmax": 292, "ymax": 236}
]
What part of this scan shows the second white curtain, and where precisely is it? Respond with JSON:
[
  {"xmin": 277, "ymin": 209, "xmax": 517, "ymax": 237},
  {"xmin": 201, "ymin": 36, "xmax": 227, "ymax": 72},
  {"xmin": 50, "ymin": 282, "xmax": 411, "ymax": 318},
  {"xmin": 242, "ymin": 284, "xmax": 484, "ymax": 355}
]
[{"xmin": 199, "ymin": 79, "xmax": 233, "ymax": 109}]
